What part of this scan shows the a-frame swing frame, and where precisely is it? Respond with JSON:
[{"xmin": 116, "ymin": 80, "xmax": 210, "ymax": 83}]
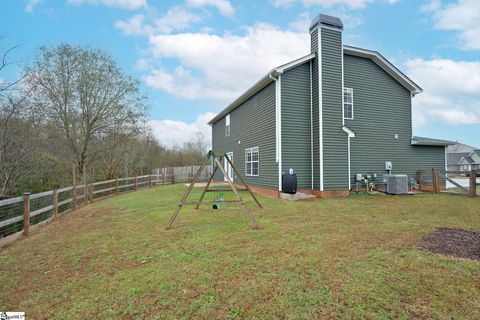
[{"xmin": 165, "ymin": 151, "xmax": 262, "ymax": 229}]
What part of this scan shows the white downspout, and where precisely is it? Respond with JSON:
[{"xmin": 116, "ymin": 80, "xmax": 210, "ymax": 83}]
[{"xmin": 270, "ymin": 73, "xmax": 282, "ymax": 191}]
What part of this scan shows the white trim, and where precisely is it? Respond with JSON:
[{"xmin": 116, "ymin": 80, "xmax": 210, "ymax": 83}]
[
  {"xmin": 277, "ymin": 75, "xmax": 282, "ymax": 191},
  {"xmin": 275, "ymin": 53, "xmax": 316, "ymax": 74},
  {"xmin": 245, "ymin": 147, "xmax": 259, "ymax": 176},
  {"xmin": 310, "ymin": 24, "xmax": 343, "ymax": 33},
  {"xmin": 318, "ymin": 28, "xmax": 324, "ymax": 191},
  {"xmin": 208, "ymin": 53, "xmax": 315, "ymax": 125},
  {"xmin": 343, "ymin": 45, "xmax": 422, "ymax": 95},
  {"xmin": 343, "ymin": 87, "xmax": 354, "ymax": 120},
  {"xmin": 342, "ymin": 43, "xmax": 345, "ymax": 126},
  {"xmin": 224, "ymin": 152, "xmax": 234, "ymax": 181},
  {"xmin": 310, "ymin": 60, "xmax": 314, "ymax": 190}
]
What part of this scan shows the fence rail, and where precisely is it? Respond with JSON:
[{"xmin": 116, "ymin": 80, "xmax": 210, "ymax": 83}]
[
  {"xmin": 0, "ymin": 165, "xmax": 212, "ymax": 248},
  {"xmin": 418, "ymin": 169, "xmax": 478, "ymax": 196}
]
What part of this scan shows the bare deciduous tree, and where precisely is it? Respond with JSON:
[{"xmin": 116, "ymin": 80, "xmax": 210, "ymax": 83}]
[{"xmin": 25, "ymin": 44, "xmax": 147, "ymax": 180}]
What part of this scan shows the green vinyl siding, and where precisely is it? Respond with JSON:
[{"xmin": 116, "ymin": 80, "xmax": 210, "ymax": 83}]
[
  {"xmin": 344, "ymin": 54, "xmax": 446, "ymax": 186},
  {"xmin": 281, "ymin": 62, "xmax": 312, "ymax": 189},
  {"xmin": 321, "ymin": 28, "xmax": 348, "ymax": 190},
  {"xmin": 211, "ymin": 82, "xmax": 278, "ymax": 189}
]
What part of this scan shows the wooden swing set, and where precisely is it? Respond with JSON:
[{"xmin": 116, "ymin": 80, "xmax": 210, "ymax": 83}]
[{"xmin": 165, "ymin": 151, "xmax": 262, "ymax": 229}]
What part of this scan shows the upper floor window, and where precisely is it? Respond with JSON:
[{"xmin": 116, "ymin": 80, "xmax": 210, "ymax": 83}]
[
  {"xmin": 225, "ymin": 114, "xmax": 231, "ymax": 137},
  {"xmin": 245, "ymin": 147, "xmax": 259, "ymax": 176},
  {"xmin": 343, "ymin": 88, "xmax": 353, "ymax": 120}
]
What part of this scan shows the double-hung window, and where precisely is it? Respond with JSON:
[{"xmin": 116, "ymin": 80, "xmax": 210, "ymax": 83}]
[
  {"xmin": 225, "ymin": 114, "xmax": 231, "ymax": 137},
  {"xmin": 245, "ymin": 147, "xmax": 259, "ymax": 176},
  {"xmin": 343, "ymin": 88, "xmax": 353, "ymax": 120}
]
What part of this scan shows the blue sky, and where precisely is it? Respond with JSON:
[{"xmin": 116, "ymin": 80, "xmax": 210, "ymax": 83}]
[{"xmin": 1, "ymin": 0, "xmax": 479, "ymax": 147}]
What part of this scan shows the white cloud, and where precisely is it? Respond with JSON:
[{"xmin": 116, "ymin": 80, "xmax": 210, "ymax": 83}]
[
  {"xmin": 115, "ymin": 14, "xmax": 146, "ymax": 35},
  {"xmin": 143, "ymin": 23, "xmax": 310, "ymax": 101},
  {"xmin": 148, "ymin": 112, "xmax": 215, "ymax": 147},
  {"xmin": 115, "ymin": 6, "xmax": 202, "ymax": 35},
  {"xmin": 68, "ymin": 0, "xmax": 147, "ymax": 10},
  {"xmin": 25, "ymin": 0, "xmax": 42, "ymax": 12},
  {"xmin": 186, "ymin": 0, "xmax": 235, "ymax": 17},
  {"xmin": 425, "ymin": 0, "xmax": 480, "ymax": 50},
  {"xmin": 153, "ymin": 6, "xmax": 202, "ymax": 33},
  {"xmin": 405, "ymin": 58, "xmax": 480, "ymax": 126}
]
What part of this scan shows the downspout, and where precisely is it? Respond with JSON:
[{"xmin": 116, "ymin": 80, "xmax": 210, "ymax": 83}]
[{"xmin": 270, "ymin": 73, "xmax": 283, "ymax": 192}]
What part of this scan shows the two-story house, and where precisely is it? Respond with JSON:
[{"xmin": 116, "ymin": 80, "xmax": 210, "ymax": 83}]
[{"xmin": 209, "ymin": 13, "xmax": 453, "ymax": 198}]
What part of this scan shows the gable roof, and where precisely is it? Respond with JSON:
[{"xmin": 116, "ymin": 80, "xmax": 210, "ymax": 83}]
[
  {"xmin": 343, "ymin": 45, "xmax": 422, "ymax": 95},
  {"xmin": 411, "ymin": 136, "xmax": 456, "ymax": 146},
  {"xmin": 209, "ymin": 45, "xmax": 423, "ymax": 125},
  {"xmin": 448, "ymin": 152, "xmax": 470, "ymax": 164},
  {"xmin": 208, "ymin": 53, "xmax": 315, "ymax": 125}
]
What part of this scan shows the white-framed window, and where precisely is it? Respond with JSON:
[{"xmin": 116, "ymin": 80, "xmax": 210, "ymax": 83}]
[
  {"xmin": 225, "ymin": 114, "xmax": 231, "ymax": 137},
  {"xmin": 343, "ymin": 87, "xmax": 353, "ymax": 120},
  {"xmin": 245, "ymin": 147, "xmax": 259, "ymax": 176}
]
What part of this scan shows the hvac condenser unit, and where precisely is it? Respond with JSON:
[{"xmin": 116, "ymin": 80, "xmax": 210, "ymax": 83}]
[{"xmin": 385, "ymin": 174, "xmax": 408, "ymax": 195}]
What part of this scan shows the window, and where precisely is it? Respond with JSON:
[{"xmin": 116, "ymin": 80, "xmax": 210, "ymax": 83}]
[
  {"xmin": 225, "ymin": 114, "xmax": 231, "ymax": 137},
  {"xmin": 343, "ymin": 88, "xmax": 353, "ymax": 119},
  {"xmin": 245, "ymin": 147, "xmax": 259, "ymax": 176}
]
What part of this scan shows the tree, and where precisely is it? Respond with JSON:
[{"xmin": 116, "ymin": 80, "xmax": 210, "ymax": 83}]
[{"xmin": 25, "ymin": 44, "xmax": 147, "ymax": 181}]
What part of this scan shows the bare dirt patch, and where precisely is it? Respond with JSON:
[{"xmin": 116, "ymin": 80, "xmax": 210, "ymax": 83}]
[{"xmin": 420, "ymin": 227, "xmax": 480, "ymax": 261}]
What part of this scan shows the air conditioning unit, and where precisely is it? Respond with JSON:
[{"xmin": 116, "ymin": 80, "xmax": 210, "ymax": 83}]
[{"xmin": 385, "ymin": 174, "xmax": 408, "ymax": 195}]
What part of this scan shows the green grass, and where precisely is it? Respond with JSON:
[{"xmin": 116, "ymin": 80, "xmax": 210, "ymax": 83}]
[{"xmin": 1, "ymin": 184, "xmax": 479, "ymax": 319}]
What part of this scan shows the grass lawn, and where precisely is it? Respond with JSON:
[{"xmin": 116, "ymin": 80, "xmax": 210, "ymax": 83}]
[{"xmin": 1, "ymin": 184, "xmax": 479, "ymax": 319}]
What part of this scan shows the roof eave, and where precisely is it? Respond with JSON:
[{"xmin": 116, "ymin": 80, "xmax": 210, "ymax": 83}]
[
  {"xmin": 208, "ymin": 53, "xmax": 316, "ymax": 125},
  {"xmin": 343, "ymin": 45, "xmax": 423, "ymax": 95}
]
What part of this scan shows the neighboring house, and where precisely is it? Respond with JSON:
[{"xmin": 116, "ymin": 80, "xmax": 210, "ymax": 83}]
[
  {"xmin": 447, "ymin": 143, "xmax": 480, "ymax": 172},
  {"xmin": 209, "ymin": 13, "xmax": 454, "ymax": 198}
]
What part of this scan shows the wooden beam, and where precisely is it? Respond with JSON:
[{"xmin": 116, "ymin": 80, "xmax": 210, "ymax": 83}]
[
  {"xmin": 53, "ymin": 190, "xmax": 58, "ymax": 220},
  {"xmin": 224, "ymin": 154, "xmax": 262, "ymax": 208},
  {"xmin": 215, "ymin": 157, "xmax": 259, "ymax": 228},
  {"xmin": 445, "ymin": 176, "xmax": 468, "ymax": 194},
  {"xmin": 23, "ymin": 193, "xmax": 30, "ymax": 236},
  {"xmin": 469, "ymin": 169, "xmax": 477, "ymax": 197}
]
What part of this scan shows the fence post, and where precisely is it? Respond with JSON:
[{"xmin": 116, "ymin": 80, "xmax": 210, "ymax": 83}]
[
  {"xmin": 416, "ymin": 170, "xmax": 424, "ymax": 191},
  {"xmin": 23, "ymin": 193, "xmax": 30, "ymax": 236},
  {"xmin": 431, "ymin": 168, "xmax": 438, "ymax": 194},
  {"xmin": 83, "ymin": 164, "xmax": 87, "ymax": 206},
  {"xmin": 134, "ymin": 176, "xmax": 138, "ymax": 191},
  {"xmin": 53, "ymin": 190, "xmax": 58, "ymax": 220},
  {"xmin": 115, "ymin": 177, "xmax": 119, "ymax": 195},
  {"xmin": 162, "ymin": 168, "xmax": 165, "ymax": 186},
  {"xmin": 72, "ymin": 185, "xmax": 77, "ymax": 210},
  {"xmin": 469, "ymin": 169, "xmax": 477, "ymax": 197},
  {"xmin": 149, "ymin": 174, "xmax": 153, "ymax": 188}
]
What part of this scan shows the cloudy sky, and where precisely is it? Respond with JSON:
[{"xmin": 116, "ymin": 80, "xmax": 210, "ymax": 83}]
[{"xmin": 2, "ymin": 0, "xmax": 480, "ymax": 147}]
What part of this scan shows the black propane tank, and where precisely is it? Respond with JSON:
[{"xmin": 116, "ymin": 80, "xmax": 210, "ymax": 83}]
[{"xmin": 282, "ymin": 168, "xmax": 297, "ymax": 194}]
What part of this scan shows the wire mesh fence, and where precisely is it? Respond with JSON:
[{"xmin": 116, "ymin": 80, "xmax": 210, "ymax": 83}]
[{"xmin": 0, "ymin": 165, "xmax": 212, "ymax": 247}]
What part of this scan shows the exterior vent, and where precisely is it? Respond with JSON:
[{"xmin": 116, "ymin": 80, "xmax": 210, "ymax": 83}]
[{"xmin": 385, "ymin": 174, "xmax": 408, "ymax": 195}]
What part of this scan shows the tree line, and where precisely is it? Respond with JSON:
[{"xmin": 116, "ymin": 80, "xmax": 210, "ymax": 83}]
[{"xmin": 0, "ymin": 41, "xmax": 208, "ymax": 199}]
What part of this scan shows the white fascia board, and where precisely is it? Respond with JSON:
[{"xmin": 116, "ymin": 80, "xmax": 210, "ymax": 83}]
[
  {"xmin": 208, "ymin": 54, "xmax": 315, "ymax": 125},
  {"xmin": 343, "ymin": 45, "xmax": 423, "ymax": 95}
]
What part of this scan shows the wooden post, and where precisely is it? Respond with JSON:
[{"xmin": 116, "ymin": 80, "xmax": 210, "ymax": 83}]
[
  {"xmin": 83, "ymin": 164, "xmax": 87, "ymax": 206},
  {"xmin": 23, "ymin": 193, "xmax": 30, "ymax": 236},
  {"xmin": 149, "ymin": 174, "xmax": 153, "ymax": 188},
  {"xmin": 89, "ymin": 184, "xmax": 94, "ymax": 202},
  {"xmin": 162, "ymin": 168, "xmax": 165, "ymax": 186},
  {"xmin": 416, "ymin": 170, "xmax": 424, "ymax": 191},
  {"xmin": 134, "ymin": 176, "xmax": 138, "ymax": 191},
  {"xmin": 469, "ymin": 169, "xmax": 477, "ymax": 197},
  {"xmin": 72, "ymin": 185, "xmax": 77, "ymax": 210},
  {"xmin": 115, "ymin": 177, "xmax": 119, "ymax": 195},
  {"xmin": 431, "ymin": 168, "xmax": 438, "ymax": 194},
  {"xmin": 53, "ymin": 190, "xmax": 58, "ymax": 220}
]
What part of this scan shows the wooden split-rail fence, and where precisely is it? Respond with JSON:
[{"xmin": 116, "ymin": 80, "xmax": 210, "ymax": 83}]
[{"xmin": 0, "ymin": 165, "xmax": 212, "ymax": 248}]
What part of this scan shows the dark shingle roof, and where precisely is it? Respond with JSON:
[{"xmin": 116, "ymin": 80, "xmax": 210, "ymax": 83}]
[{"xmin": 411, "ymin": 136, "xmax": 456, "ymax": 146}]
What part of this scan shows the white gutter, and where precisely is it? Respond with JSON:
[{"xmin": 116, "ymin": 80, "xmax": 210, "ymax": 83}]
[
  {"xmin": 318, "ymin": 28, "xmax": 324, "ymax": 191},
  {"xmin": 310, "ymin": 60, "xmax": 314, "ymax": 190}
]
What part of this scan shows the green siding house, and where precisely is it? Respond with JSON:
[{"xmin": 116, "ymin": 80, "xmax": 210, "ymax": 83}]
[{"xmin": 209, "ymin": 13, "xmax": 453, "ymax": 197}]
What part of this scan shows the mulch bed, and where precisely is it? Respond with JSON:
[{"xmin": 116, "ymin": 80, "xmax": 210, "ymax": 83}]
[{"xmin": 420, "ymin": 227, "xmax": 480, "ymax": 261}]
